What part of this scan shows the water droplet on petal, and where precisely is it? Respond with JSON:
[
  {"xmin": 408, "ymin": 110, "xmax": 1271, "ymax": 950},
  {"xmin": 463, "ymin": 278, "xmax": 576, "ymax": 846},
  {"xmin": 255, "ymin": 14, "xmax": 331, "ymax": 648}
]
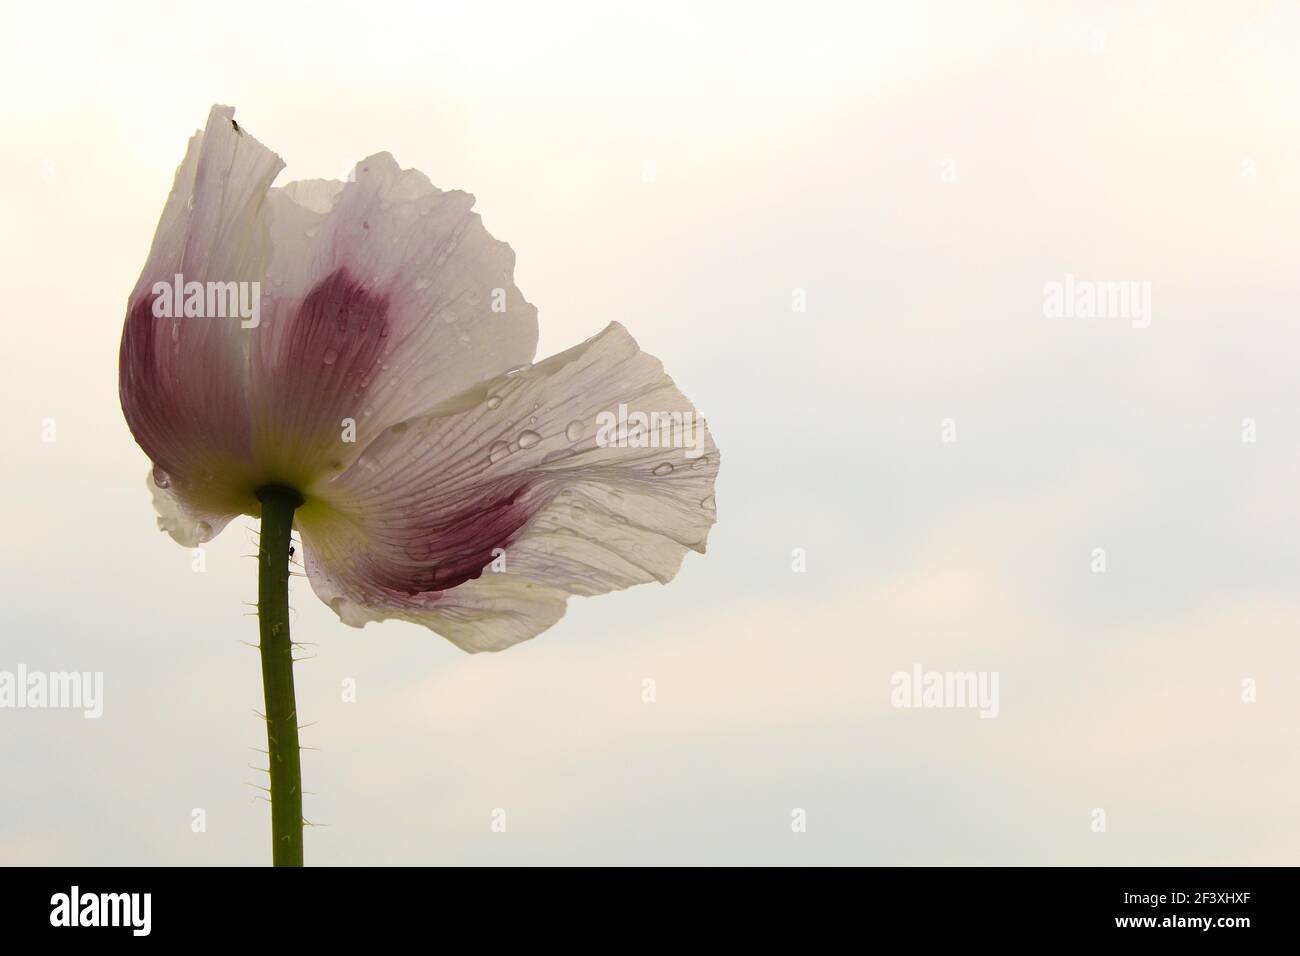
[
  {"xmin": 489, "ymin": 440, "xmax": 510, "ymax": 463},
  {"xmin": 323, "ymin": 349, "xmax": 339, "ymax": 365},
  {"xmin": 196, "ymin": 520, "xmax": 212, "ymax": 537},
  {"xmin": 653, "ymin": 462, "xmax": 674, "ymax": 476},
  {"xmin": 565, "ymin": 421, "xmax": 583, "ymax": 442},
  {"xmin": 151, "ymin": 466, "xmax": 171, "ymax": 489},
  {"xmin": 518, "ymin": 430, "xmax": 541, "ymax": 449},
  {"xmin": 486, "ymin": 395, "xmax": 503, "ymax": 410}
]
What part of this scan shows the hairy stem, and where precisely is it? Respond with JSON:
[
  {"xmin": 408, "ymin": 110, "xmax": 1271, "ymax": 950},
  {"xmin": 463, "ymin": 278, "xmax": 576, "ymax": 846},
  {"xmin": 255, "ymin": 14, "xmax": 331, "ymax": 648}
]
[{"xmin": 256, "ymin": 484, "xmax": 305, "ymax": 867}]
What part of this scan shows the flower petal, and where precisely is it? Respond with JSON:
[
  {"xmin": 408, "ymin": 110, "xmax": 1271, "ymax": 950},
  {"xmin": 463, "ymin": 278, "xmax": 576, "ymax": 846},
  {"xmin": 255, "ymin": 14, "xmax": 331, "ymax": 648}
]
[
  {"xmin": 296, "ymin": 322, "xmax": 719, "ymax": 652},
  {"xmin": 119, "ymin": 105, "xmax": 284, "ymax": 524},
  {"xmin": 247, "ymin": 154, "xmax": 539, "ymax": 487},
  {"xmin": 146, "ymin": 469, "xmax": 238, "ymax": 547}
]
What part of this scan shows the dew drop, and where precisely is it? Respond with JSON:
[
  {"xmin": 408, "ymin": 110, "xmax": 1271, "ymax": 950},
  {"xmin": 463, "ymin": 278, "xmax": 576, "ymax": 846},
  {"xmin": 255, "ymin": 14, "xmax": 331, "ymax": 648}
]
[
  {"xmin": 151, "ymin": 466, "xmax": 171, "ymax": 489},
  {"xmin": 196, "ymin": 520, "xmax": 212, "ymax": 538},
  {"xmin": 565, "ymin": 420, "xmax": 583, "ymax": 442},
  {"xmin": 486, "ymin": 395, "xmax": 503, "ymax": 409},
  {"xmin": 653, "ymin": 462, "xmax": 674, "ymax": 476},
  {"xmin": 489, "ymin": 440, "xmax": 510, "ymax": 463},
  {"xmin": 322, "ymin": 349, "xmax": 339, "ymax": 365},
  {"xmin": 518, "ymin": 430, "xmax": 541, "ymax": 449}
]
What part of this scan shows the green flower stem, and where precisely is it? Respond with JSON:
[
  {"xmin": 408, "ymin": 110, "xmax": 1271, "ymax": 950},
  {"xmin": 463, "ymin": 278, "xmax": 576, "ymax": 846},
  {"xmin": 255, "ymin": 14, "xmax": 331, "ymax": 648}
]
[{"xmin": 256, "ymin": 484, "xmax": 305, "ymax": 867}]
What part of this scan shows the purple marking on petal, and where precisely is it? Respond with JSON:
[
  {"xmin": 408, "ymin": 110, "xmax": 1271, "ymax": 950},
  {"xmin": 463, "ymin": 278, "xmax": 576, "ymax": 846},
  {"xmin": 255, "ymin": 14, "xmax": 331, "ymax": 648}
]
[
  {"xmin": 375, "ymin": 477, "xmax": 540, "ymax": 596},
  {"xmin": 285, "ymin": 268, "xmax": 391, "ymax": 383},
  {"xmin": 120, "ymin": 295, "xmax": 162, "ymax": 433},
  {"xmin": 119, "ymin": 291, "xmax": 252, "ymax": 483},
  {"xmin": 251, "ymin": 268, "xmax": 394, "ymax": 479}
]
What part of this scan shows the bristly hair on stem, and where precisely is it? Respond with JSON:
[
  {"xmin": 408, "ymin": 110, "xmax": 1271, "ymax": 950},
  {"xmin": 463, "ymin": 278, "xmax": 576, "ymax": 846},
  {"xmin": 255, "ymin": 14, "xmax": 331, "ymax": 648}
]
[{"xmin": 255, "ymin": 484, "xmax": 306, "ymax": 866}]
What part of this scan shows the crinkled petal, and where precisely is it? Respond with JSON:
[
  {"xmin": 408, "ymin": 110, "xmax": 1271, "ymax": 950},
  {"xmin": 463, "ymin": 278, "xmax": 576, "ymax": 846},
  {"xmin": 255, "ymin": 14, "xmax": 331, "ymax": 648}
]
[
  {"xmin": 297, "ymin": 322, "xmax": 719, "ymax": 652},
  {"xmin": 119, "ymin": 105, "xmax": 284, "ymax": 526},
  {"xmin": 247, "ymin": 154, "xmax": 538, "ymax": 487}
]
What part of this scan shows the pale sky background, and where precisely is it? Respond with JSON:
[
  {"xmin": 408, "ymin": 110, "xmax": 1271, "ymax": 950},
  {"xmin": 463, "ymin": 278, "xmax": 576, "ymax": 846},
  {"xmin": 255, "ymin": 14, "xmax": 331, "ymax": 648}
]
[{"xmin": 2, "ymin": 0, "xmax": 1299, "ymax": 865}]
